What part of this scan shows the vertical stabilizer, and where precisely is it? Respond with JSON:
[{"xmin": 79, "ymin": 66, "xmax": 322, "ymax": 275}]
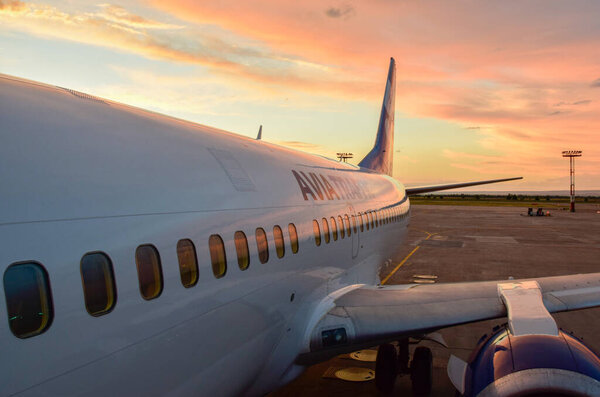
[
  {"xmin": 358, "ymin": 58, "xmax": 396, "ymax": 175},
  {"xmin": 256, "ymin": 125, "xmax": 262, "ymax": 140}
]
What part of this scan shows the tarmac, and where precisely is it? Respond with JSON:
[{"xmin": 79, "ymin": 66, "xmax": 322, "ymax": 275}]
[{"xmin": 271, "ymin": 204, "xmax": 600, "ymax": 396}]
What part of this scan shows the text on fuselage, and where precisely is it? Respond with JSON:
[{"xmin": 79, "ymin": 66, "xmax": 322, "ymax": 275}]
[{"xmin": 292, "ymin": 170, "xmax": 372, "ymax": 201}]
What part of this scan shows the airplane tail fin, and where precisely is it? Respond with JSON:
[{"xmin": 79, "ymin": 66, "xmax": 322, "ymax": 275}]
[{"xmin": 358, "ymin": 57, "xmax": 396, "ymax": 176}]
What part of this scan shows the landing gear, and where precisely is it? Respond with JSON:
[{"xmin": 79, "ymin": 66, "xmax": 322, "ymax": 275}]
[
  {"xmin": 375, "ymin": 342, "xmax": 433, "ymax": 395},
  {"xmin": 410, "ymin": 346, "xmax": 433, "ymax": 395},
  {"xmin": 375, "ymin": 343, "xmax": 397, "ymax": 393},
  {"xmin": 397, "ymin": 338, "xmax": 409, "ymax": 373}
]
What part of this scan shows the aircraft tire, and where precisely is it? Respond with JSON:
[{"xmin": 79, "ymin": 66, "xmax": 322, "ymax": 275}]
[
  {"xmin": 375, "ymin": 343, "xmax": 397, "ymax": 393},
  {"xmin": 411, "ymin": 346, "xmax": 433, "ymax": 395}
]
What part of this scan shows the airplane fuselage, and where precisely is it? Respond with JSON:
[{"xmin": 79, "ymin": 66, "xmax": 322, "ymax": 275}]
[{"xmin": 0, "ymin": 75, "xmax": 410, "ymax": 395}]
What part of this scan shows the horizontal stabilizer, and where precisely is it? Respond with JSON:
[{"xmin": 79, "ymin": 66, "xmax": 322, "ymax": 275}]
[{"xmin": 405, "ymin": 177, "xmax": 522, "ymax": 195}]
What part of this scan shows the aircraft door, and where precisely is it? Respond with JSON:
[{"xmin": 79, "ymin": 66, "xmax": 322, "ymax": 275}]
[{"xmin": 349, "ymin": 205, "xmax": 359, "ymax": 259}]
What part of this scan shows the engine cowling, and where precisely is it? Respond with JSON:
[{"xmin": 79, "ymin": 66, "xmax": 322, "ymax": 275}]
[{"xmin": 452, "ymin": 326, "xmax": 600, "ymax": 397}]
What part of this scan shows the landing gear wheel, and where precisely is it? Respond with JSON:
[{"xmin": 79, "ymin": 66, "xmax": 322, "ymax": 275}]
[
  {"xmin": 375, "ymin": 343, "xmax": 397, "ymax": 394},
  {"xmin": 410, "ymin": 346, "xmax": 433, "ymax": 395}
]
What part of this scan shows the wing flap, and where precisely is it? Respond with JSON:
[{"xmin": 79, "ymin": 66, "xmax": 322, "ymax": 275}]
[{"xmin": 298, "ymin": 273, "xmax": 600, "ymax": 364}]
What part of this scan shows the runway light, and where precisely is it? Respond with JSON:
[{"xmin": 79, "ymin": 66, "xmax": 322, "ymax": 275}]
[{"xmin": 562, "ymin": 150, "xmax": 582, "ymax": 212}]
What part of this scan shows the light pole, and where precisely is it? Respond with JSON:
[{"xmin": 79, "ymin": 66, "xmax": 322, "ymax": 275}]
[
  {"xmin": 337, "ymin": 153, "xmax": 353, "ymax": 163},
  {"xmin": 562, "ymin": 150, "xmax": 582, "ymax": 212}
]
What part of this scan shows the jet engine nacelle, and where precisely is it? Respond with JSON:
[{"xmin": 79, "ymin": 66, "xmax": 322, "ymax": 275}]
[{"xmin": 450, "ymin": 326, "xmax": 600, "ymax": 396}]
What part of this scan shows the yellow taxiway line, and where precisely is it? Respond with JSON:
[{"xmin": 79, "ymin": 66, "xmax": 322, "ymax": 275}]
[{"xmin": 380, "ymin": 230, "xmax": 437, "ymax": 285}]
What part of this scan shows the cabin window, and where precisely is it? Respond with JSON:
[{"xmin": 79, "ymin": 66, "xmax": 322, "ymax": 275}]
[
  {"xmin": 234, "ymin": 231, "xmax": 250, "ymax": 270},
  {"xmin": 256, "ymin": 228, "xmax": 269, "ymax": 263},
  {"xmin": 330, "ymin": 217, "xmax": 338, "ymax": 241},
  {"xmin": 288, "ymin": 223, "xmax": 299, "ymax": 254},
  {"xmin": 177, "ymin": 239, "xmax": 198, "ymax": 288},
  {"xmin": 337, "ymin": 216, "xmax": 345, "ymax": 239},
  {"xmin": 369, "ymin": 212, "xmax": 375, "ymax": 229},
  {"xmin": 313, "ymin": 220, "xmax": 321, "ymax": 246},
  {"xmin": 4, "ymin": 262, "xmax": 53, "ymax": 338},
  {"xmin": 360, "ymin": 213, "xmax": 365, "ymax": 231},
  {"xmin": 344, "ymin": 215, "xmax": 351, "ymax": 237},
  {"xmin": 81, "ymin": 252, "xmax": 117, "ymax": 316},
  {"xmin": 135, "ymin": 245, "xmax": 163, "ymax": 300},
  {"xmin": 321, "ymin": 218, "xmax": 330, "ymax": 244},
  {"xmin": 273, "ymin": 225, "xmax": 285, "ymax": 258},
  {"xmin": 209, "ymin": 235, "xmax": 227, "ymax": 278},
  {"xmin": 375, "ymin": 211, "xmax": 379, "ymax": 227}
]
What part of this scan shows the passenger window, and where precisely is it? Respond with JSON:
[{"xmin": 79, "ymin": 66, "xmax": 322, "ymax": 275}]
[
  {"xmin": 135, "ymin": 245, "xmax": 163, "ymax": 300},
  {"xmin": 374, "ymin": 211, "xmax": 379, "ymax": 227},
  {"xmin": 255, "ymin": 228, "xmax": 269, "ymax": 263},
  {"xmin": 344, "ymin": 215, "xmax": 351, "ymax": 237},
  {"xmin": 337, "ymin": 216, "xmax": 345, "ymax": 239},
  {"xmin": 273, "ymin": 225, "xmax": 285, "ymax": 258},
  {"xmin": 313, "ymin": 220, "xmax": 321, "ymax": 246},
  {"xmin": 351, "ymin": 215, "xmax": 357, "ymax": 233},
  {"xmin": 209, "ymin": 235, "xmax": 227, "ymax": 278},
  {"xmin": 330, "ymin": 217, "xmax": 338, "ymax": 241},
  {"xmin": 4, "ymin": 262, "xmax": 53, "ymax": 338},
  {"xmin": 321, "ymin": 218, "xmax": 330, "ymax": 243},
  {"xmin": 288, "ymin": 223, "xmax": 299, "ymax": 254},
  {"xmin": 370, "ymin": 212, "xmax": 375, "ymax": 229},
  {"xmin": 81, "ymin": 252, "xmax": 117, "ymax": 316},
  {"xmin": 177, "ymin": 239, "xmax": 198, "ymax": 288},
  {"xmin": 234, "ymin": 231, "xmax": 250, "ymax": 270}
]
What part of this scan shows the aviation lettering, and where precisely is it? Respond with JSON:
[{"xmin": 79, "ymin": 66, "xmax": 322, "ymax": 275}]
[{"xmin": 292, "ymin": 169, "xmax": 370, "ymax": 201}]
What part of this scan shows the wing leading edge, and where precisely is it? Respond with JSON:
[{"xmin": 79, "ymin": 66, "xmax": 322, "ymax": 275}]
[
  {"xmin": 298, "ymin": 273, "xmax": 600, "ymax": 364},
  {"xmin": 405, "ymin": 176, "xmax": 523, "ymax": 195}
]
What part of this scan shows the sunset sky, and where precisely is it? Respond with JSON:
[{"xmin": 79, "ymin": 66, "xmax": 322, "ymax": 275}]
[{"xmin": 1, "ymin": 0, "xmax": 599, "ymax": 190}]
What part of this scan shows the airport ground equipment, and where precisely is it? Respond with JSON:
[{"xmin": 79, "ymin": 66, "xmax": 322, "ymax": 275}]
[
  {"xmin": 447, "ymin": 281, "xmax": 600, "ymax": 396},
  {"xmin": 562, "ymin": 150, "xmax": 583, "ymax": 212}
]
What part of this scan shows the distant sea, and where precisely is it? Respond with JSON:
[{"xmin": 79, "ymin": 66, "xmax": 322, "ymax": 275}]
[{"xmin": 429, "ymin": 190, "xmax": 600, "ymax": 196}]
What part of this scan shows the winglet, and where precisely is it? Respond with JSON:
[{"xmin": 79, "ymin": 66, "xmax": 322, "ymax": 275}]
[
  {"xmin": 358, "ymin": 58, "xmax": 396, "ymax": 176},
  {"xmin": 256, "ymin": 125, "xmax": 262, "ymax": 140}
]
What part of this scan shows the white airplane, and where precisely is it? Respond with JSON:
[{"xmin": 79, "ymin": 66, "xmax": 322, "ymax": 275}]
[{"xmin": 1, "ymin": 59, "xmax": 600, "ymax": 397}]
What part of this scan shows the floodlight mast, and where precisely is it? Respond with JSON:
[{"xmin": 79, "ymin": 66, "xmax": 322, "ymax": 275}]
[
  {"xmin": 562, "ymin": 150, "xmax": 582, "ymax": 212},
  {"xmin": 337, "ymin": 152, "xmax": 353, "ymax": 163}
]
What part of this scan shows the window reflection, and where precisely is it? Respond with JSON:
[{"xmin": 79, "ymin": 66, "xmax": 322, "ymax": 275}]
[
  {"xmin": 234, "ymin": 231, "xmax": 250, "ymax": 270},
  {"xmin": 288, "ymin": 223, "xmax": 299, "ymax": 254},
  {"xmin": 274, "ymin": 225, "xmax": 285, "ymax": 258},
  {"xmin": 177, "ymin": 239, "xmax": 198, "ymax": 288},
  {"xmin": 81, "ymin": 252, "xmax": 117, "ymax": 315},
  {"xmin": 256, "ymin": 228, "xmax": 269, "ymax": 263},
  {"xmin": 209, "ymin": 235, "xmax": 227, "ymax": 278},
  {"xmin": 135, "ymin": 245, "xmax": 163, "ymax": 300},
  {"xmin": 313, "ymin": 220, "xmax": 321, "ymax": 246},
  {"xmin": 4, "ymin": 262, "xmax": 53, "ymax": 338}
]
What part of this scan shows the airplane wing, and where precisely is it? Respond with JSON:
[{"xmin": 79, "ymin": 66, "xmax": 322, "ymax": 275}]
[
  {"xmin": 298, "ymin": 273, "xmax": 600, "ymax": 364},
  {"xmin": 405, "ymin": 177, "xmax": 523, "ymax": 195}
]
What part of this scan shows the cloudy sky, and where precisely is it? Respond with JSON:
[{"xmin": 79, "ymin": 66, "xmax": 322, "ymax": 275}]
[{"xmin": 1, "ymin": 0, "xmax": 599, "ymax": 190}]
